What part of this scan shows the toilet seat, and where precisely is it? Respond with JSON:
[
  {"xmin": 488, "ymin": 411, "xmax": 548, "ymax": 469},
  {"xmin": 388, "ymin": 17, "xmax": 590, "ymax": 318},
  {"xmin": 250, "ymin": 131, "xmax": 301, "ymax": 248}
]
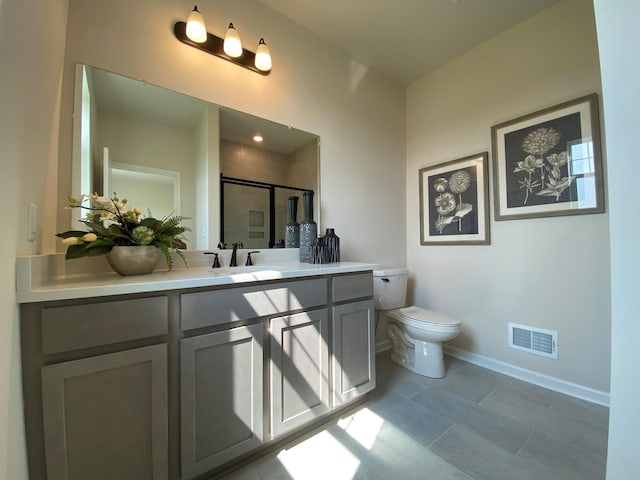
[{"xmin": 397, "ymin": 306, "xmax": 460, "ymax": 327}]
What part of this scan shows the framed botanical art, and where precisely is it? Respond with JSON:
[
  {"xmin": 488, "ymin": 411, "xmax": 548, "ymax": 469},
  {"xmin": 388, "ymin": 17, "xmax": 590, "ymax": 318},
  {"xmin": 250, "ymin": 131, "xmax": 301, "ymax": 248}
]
[
  {"xmin": 419, "ymin": 152, "xmax": 490, "ymax": 245},
  {"xmin": 491, "ymin": 94, "xmax": 604, "ymax": 221}
]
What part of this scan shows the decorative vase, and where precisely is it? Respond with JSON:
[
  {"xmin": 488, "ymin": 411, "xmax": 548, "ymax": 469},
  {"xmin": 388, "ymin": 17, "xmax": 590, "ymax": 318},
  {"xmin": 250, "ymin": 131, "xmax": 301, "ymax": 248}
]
[
  {"xmin": 106, "ymin": 246, "xmax": 162, "ymax": 276},
  {"xmin": 310, "ymin": 237, "xmax": 326, "ymax": 264},
  {"xmin": 324, "ymin": 228, "xmax": 340, "ymax": 263},
  {"xmin": 299, "ymin": 190, "xmax": 317, "ymax": 263},
  {"xmin": 285, "ymin": 196, "xmax": 300, "ymax": 248}
]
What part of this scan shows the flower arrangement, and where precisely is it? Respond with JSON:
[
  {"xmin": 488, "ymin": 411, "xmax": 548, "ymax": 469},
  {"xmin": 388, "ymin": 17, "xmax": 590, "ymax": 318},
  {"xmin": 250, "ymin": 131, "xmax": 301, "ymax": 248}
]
[{"xmin": 56, "ymin": 193, "xmax": 189, "ymax": 271}]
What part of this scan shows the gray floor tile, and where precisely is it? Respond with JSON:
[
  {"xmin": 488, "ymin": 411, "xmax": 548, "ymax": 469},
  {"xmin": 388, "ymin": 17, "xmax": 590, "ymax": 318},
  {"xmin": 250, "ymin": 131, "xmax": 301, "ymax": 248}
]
[
  {"xmin": 375, "ymin": 354, "xmax": 440, "ymax": 398},
  {"xmin": 547, "ymin": 392, "xmax": 610, "ymax": 430},
  {"xmin": 481, "ymin": 388, "xmax": 609, "ymax": 456},
  {"xmin": 218, "ymin": 354, "xmax": 609, "ymax": 480},
  {"xmin": 215, "ymin": 462, "xmax": 261, "ymax": 480},
  {"xmin": 455, "ymin": 364, "xmax": 555, "ymax": 408},
  {"xmin": 367, "ymin": 390, "xmax": 453, "ymax": 446},
  {"xmin": 412, "ymin": 387, "xmax": 533, "ymax": 454},
  {"xmin": 435, "ymin": 370, "xmax": 497, "ymax": 403},
  {"xmin": 518, "ymin": 430, "xmax": 606, "ymax": 480},
  {"xmin": 442, "ymin": 354, "xmax": 470, "ymax": 374},
  {"xmin": 329, "ymin": 420, "xmax": 471, "ymax": 480},
  {"xmin": 431, "ymin": 425, "xmax": 558, "ymax": 480}
]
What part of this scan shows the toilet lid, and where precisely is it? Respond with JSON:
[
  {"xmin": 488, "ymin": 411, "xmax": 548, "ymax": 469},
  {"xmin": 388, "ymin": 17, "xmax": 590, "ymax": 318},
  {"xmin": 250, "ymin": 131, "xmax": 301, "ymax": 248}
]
[{"xmin": 398, "ymin": 306, "xmax": 460, "ymax": 326}]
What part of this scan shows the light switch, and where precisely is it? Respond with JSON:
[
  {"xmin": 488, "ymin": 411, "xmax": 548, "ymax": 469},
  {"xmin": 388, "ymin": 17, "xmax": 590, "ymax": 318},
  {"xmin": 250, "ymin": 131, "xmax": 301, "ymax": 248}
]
[{"xmin": 28, "ymin": 203, "xmax": 37, "ymax": 241}]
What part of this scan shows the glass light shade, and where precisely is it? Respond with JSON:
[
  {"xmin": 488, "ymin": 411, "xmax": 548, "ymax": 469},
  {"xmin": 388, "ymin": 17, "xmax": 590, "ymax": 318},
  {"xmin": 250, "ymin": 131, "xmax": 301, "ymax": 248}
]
[
  {"xmin": 186, "ymin": 6, "xmax": 207, "ymax": 43},
  {"xmin": 254, "ymin": 39, "xmax": 272, "ymax": 72},
  {"xmin": 223, "ymin": 23, "xmax": 243, "ymax": 57}
]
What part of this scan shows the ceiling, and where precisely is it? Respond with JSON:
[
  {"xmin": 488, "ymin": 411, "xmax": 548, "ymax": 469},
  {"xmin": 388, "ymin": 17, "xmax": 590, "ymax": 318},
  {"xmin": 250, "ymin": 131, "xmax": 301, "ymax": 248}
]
[{"xmin": 260, "ymin": 0, "xmax": 562, "ymax": 85}]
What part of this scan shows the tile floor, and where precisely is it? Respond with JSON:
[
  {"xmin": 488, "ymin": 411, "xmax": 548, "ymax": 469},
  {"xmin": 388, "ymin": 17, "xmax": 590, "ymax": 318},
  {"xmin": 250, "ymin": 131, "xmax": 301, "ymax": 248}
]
[{"xmin": 217, "ymin": 353, "xmax": 609, "ymax": 480}]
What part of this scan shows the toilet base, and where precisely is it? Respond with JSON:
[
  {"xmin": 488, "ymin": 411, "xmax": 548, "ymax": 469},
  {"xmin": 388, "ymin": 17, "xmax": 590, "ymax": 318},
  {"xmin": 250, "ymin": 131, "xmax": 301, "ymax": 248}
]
[
  {"xmin": 387, "ymin": 323, "xmax": 446, "ymax": 378},
  {"xmin": 413, "ymin": 340, "xmax": 445, "ymax": 378}
]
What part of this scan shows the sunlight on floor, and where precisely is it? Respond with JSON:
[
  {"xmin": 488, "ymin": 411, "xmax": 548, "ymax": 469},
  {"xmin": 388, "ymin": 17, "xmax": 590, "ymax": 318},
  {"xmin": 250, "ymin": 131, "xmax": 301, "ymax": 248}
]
[
  {"xmin": 337, "ymin": 408, "xmax": 384, "ymax": 450},
  {"xmin": 276, "ymin": 408, "xmax": 385, "ymax": 479},
  {"xmin": 277, "ymin": 430, "xmax": 361, "ymax": 480}
]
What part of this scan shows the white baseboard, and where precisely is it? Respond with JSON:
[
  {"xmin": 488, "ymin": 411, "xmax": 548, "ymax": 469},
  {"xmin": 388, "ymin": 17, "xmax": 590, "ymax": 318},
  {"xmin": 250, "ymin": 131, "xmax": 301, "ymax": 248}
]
[
  {"xmin": 443, "ymin": 345, "xmax": 610, "ymax": 407},
  {"xmin": 375, "ymin": 340, "xmax": 391, "ymax": 353}
]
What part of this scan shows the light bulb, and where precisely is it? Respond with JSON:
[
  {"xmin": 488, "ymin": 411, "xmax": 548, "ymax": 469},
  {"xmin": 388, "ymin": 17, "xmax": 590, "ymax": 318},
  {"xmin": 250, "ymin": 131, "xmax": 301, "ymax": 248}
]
[
  {"xmin": 186, "ymin": 6, "xmax": 207, "ymax": 43},
  {"xmin": 254, "ymin": 38, "xmax": 272, "ymax": 72},
  {"xmin": 223, "ymin": 23, "xmax": 243, "ymax": 58}
]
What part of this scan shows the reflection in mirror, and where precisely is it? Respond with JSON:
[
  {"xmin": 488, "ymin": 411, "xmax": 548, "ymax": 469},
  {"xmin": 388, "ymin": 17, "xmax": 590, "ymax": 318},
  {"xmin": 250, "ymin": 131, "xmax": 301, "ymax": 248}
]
[
  {"xmin": 71, "ymin": 64, "xmax": 319, "ymax": 249},
  {"xmin": 221, "ymin": 177, "xmax": 311, "ymax": 248},
  {"xmin": 107, "ymin": 161, "xmax": 180, "ymax": 219}
]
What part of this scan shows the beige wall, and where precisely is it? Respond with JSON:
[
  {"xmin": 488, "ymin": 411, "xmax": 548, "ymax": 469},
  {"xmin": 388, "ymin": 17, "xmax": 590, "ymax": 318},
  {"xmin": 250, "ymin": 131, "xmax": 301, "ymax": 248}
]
[
  {"xmin": 407, "ymin": 0, "xmax": 609, "ymax": 393},
  {"xmin": 1, "ymin": 0, "xmax": 69, "ymax": 477},
  {"xmin": 59, "ymin": 0, "xmax": 407, "ymax": 266}
]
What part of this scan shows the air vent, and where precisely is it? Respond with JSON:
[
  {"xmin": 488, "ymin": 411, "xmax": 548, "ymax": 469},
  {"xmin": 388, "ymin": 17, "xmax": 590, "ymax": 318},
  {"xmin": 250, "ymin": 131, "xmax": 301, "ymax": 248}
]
[{"xmin": 508, "ymin": 323, "xmax": 557, "ymax": 359}]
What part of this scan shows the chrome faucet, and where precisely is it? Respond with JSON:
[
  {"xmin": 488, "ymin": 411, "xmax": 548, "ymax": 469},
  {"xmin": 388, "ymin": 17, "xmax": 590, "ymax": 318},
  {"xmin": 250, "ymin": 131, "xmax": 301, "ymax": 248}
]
[{"xmin": 230, "ymin": 241, "xmax": 243, "ymax": 267}]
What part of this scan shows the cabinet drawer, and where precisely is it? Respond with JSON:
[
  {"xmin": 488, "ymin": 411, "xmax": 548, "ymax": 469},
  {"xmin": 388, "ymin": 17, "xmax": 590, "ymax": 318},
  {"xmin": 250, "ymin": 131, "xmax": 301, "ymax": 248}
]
[
  {"xmin": 181, "ymin": 278, "xmax": 327, "ymax": 330},
  {"xmin": 41, "ymin": 296, "xmax": 168, "ymax": 355},
  {"xmin": 332, "ymin": 273, "xmax": 373, "ymax": 303}
]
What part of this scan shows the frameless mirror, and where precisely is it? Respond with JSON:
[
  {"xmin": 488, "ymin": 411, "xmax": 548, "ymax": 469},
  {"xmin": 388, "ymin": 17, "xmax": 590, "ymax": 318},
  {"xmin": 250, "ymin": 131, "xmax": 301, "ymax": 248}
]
[{"xmin": 71, "ymin": 64, "xmax": 319, "ymax": 250}]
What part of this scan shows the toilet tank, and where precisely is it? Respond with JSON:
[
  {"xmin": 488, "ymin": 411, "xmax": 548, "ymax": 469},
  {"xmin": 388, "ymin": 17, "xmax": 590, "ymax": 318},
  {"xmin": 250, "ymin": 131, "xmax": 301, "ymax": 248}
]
[{"xmin": 373, "ymin": 268, "xmax": 408, "ymax": 310}]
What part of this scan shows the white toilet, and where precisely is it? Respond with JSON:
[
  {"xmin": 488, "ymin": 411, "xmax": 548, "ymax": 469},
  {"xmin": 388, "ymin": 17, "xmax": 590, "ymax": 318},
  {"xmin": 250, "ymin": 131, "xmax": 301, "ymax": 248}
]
[{"xmin": 373, "ymin": 268, "xmax": 461, "ymax": 378}]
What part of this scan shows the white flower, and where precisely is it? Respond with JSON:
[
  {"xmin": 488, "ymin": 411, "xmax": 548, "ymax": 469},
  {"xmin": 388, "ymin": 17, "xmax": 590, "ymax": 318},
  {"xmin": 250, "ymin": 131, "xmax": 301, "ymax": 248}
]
[
  {"xmin": 61, "ymin": 237, "xmax": 81, "ymax": 246},
  {"xmin": 82, "ymin": 233, "xmax": 97, "ymax": 242}
]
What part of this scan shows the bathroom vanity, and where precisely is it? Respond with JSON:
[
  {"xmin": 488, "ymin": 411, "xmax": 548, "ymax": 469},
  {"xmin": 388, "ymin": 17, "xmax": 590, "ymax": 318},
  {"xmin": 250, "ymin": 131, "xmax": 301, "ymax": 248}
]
[{"xmin": 17, "ymin": 254, "xmax": 376, "ymax": 480}]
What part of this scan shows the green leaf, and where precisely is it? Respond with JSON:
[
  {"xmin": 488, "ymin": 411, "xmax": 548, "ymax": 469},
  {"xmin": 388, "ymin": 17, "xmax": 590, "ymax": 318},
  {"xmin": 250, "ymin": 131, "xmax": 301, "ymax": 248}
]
[
  {"xmin": 64, "ymin": 244, "xmax": 113, "ymax": 259},
  {"xmin": 107, "ymin": 224, "xmax": 132, "ymax": 240},
  {"xmin": 56, "ymin": 230, "xmax": 86, "ymax": 239}
]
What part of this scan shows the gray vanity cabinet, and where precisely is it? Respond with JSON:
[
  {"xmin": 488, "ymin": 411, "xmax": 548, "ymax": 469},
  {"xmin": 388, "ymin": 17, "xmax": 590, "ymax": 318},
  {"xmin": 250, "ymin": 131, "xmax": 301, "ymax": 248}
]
[
  {"xmin": 180, "ymin": 324, "xmax": 263, "ymax": 479},
  {"xmin": 21, "ymin": 296, "xmax": 170, "ymax": 480},
  {"xmin": 41, "ymin": 344, "xmax": 168, "ymax": 480},
  {"xmin": 331, "ymin": 273, "xmax": 376, "ymax": 407},
  {"xmin": 332, "ymin": 300, "xmax": 376, "ymax": 406},
  {"xmin": 21, "ymin": 270, "xmax": 375, "ymax": 480},
  {"xmin": 270, "ymin": 308, "xmax": 330, "ymax": 437}
]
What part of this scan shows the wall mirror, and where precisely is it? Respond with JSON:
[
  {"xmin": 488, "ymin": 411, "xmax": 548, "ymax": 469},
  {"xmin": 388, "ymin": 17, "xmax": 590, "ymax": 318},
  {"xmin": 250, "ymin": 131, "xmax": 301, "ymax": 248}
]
[{"xmin": 71, "ymin": 64, "xmax": 320, "ymax": 250}]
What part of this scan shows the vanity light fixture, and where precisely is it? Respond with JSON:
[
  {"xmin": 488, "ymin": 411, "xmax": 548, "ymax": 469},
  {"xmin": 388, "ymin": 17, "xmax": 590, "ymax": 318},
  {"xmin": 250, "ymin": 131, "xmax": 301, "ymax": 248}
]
[
  {"xmin": 223, "ymin": 23, "xmax": 242, "ymax": 58},
  {"xmin": 185, "ymin": 6, "xmax": 207, "ymax": 43},
  {"xmin": 174, "ymin": 5, "xmax": 272, "ymax": 75},
  {"xmin": 254, "ymin": 39, "xmax": 272, "ymax": 72}
]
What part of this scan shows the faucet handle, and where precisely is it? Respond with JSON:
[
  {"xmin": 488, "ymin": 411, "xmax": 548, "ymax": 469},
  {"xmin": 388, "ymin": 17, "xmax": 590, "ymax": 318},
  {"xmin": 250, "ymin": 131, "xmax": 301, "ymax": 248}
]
[
  {"xmin": 245, "ymin": 251, "xmax": 260, "ymax": 266},
  {"xmin": 203, "ymin": 251, "xmax": 221, "ymax": 268}
]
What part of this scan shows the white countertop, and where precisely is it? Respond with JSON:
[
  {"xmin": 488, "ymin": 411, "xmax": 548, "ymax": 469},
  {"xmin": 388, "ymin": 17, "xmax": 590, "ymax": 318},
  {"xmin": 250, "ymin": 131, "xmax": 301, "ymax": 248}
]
[{"xmin": 16, "ymin": 251, "xmax": 377, "ymax": 303}]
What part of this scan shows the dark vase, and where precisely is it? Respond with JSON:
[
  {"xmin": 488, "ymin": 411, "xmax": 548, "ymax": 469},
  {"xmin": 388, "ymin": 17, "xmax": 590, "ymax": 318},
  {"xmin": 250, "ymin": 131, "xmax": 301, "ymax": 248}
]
[
  {"xmin": 285, "ymin": 196, "xmax": 300, "ymax": 248},
  {"xmin": 324, "ymin": 228, "xmax": 340, "ymax": 263},
  {"xmin": 310, "ymin": 237, "xmax": 326, "ymax": 264},
  {"xmin": 299, "ymin": 191, "xmax": 317, "ymax": 263}
]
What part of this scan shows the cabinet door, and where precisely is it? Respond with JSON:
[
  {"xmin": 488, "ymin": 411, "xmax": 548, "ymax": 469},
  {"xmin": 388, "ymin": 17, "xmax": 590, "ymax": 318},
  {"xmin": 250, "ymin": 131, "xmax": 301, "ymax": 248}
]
[
  {"xmin": 270, "ymin": 309, "xmax": 330, "ymax": 437},
  {"xmin": 332, "ymin": 300, "xmax": 376, "ymax": 406},
  {"xmin": 41, "ymin": 344, "xmax": 168, "ymax": 480},
  {"xmin": 180, "ymin": 323, "xmax": 263, "ymax": 479}
]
